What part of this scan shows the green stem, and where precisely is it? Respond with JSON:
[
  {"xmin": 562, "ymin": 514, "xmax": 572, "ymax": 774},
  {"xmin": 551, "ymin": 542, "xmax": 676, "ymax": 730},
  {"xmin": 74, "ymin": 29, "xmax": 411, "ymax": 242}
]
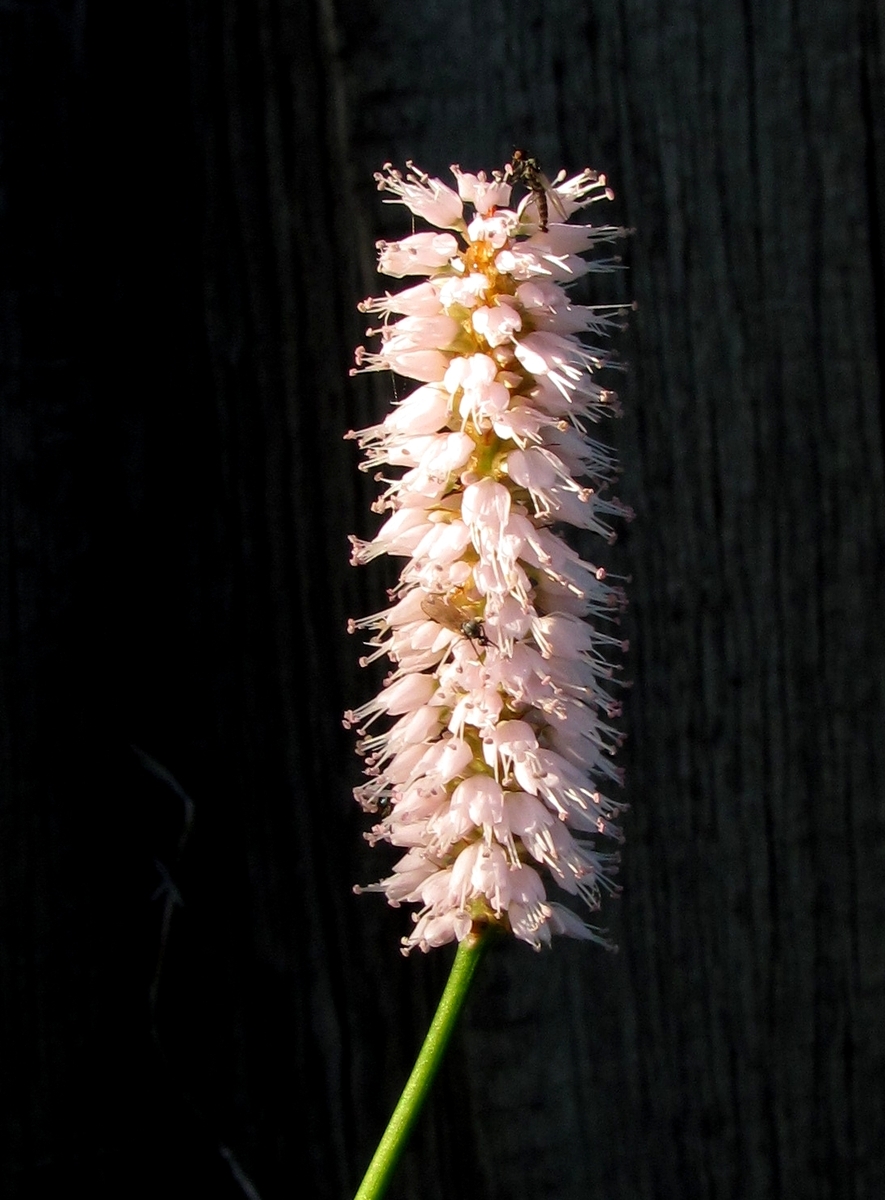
[{"xmin": 353, "ymin": 928, "xmax": 490, "ymax": 1200}]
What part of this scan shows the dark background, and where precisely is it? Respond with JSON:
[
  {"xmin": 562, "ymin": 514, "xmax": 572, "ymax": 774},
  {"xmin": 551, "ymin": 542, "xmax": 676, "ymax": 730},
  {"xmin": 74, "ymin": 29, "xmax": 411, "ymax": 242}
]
[{"xmin": 2, "ymin": 2, "xmax": 883, "ymax": 1198}]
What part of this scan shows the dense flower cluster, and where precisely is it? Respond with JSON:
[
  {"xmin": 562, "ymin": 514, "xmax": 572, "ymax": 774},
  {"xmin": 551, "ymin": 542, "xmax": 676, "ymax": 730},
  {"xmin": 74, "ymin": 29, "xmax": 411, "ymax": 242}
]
[{"xmin": 345, "ymin": 159, "xmax": 632, "ymax": 953}]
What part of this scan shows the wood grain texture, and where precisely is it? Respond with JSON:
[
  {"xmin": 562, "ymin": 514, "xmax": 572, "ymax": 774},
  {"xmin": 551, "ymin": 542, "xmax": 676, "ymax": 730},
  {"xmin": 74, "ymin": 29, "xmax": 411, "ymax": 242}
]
[{"xmin": 1, "ymin": 1, "xmax": 882, "ymax": 1198}]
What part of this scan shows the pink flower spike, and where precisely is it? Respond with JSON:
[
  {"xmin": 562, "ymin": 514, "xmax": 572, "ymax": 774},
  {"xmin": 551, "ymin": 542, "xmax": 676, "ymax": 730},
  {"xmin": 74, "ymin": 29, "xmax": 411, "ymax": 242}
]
[{"xmin": 347, "ymin": 157, "xmax": 632, "ymax": 951}]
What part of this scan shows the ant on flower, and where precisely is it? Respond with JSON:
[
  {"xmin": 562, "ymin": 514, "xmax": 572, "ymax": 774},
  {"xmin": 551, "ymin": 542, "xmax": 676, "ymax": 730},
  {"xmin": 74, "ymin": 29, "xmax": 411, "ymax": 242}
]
[{"xmin": 506, "ymin": 149, "xmax": 568, "ymax": 232}]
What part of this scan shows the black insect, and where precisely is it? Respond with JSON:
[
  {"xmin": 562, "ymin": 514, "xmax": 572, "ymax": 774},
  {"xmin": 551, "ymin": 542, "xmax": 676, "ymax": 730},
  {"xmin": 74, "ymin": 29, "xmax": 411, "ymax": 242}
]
[
  {"xmin": 507, "ymin": 149, "xmax": 567, "ymax": 232},
  {"xmin": 421, "ymin": 594, "xmax": 491, "ymax": 649}
]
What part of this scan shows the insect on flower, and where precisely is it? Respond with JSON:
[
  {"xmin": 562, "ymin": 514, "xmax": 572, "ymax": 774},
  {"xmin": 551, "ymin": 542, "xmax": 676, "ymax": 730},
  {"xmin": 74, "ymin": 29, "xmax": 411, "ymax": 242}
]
[
  {"xmin": 420, "ymin": 593, "xmax": 491, "ymax": 650},
  {"xmin": 506, "ymin": 149, "xmax": 568, "ymax": 232}
]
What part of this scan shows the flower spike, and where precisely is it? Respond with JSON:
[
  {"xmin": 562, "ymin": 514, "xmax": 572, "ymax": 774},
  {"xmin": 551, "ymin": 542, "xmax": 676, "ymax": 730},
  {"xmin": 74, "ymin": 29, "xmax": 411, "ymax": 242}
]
[{"xmin": 346, "ymin": 158, "xmax": 632, "ymax": 953}]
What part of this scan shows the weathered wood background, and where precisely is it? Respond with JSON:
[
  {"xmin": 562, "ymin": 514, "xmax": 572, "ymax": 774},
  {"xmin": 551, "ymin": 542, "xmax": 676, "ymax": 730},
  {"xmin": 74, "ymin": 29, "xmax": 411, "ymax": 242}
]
[{"xmin": 2, "ymin": 1, "xmax": 883, "ymax": 1197}]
